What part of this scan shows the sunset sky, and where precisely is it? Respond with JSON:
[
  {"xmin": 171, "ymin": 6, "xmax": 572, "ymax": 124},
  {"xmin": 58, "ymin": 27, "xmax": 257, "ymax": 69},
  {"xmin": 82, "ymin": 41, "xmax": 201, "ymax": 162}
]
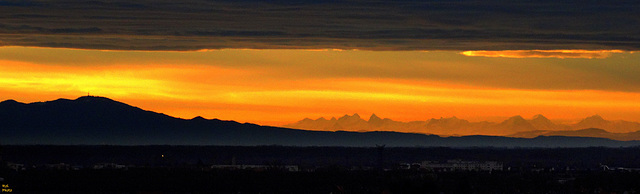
[{"xmin": 1, "ymin": 0, "xmax": 639, "ymax": 127}]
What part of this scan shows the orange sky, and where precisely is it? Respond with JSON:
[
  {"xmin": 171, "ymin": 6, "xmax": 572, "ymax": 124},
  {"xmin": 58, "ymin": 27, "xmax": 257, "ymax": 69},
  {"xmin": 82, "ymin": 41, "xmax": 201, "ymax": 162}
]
[{"xmin": 1, "ymin": 46, "xmax": 640, "ymax": 127}]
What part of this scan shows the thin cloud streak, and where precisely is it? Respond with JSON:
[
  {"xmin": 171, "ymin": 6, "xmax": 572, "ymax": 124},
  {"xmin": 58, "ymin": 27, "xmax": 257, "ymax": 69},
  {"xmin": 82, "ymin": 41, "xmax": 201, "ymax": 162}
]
[{"xmin": 461, "ymin": 50, "xmax": 627, "ymax": 59}]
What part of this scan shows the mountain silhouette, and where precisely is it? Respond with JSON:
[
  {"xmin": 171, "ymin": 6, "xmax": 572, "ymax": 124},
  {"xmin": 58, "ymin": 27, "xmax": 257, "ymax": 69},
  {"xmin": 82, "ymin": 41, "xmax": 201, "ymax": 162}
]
[
  {"xmin": 496, "ymin": 115, "xmax": 537, "ymax": 133},
  {"xmin": 575, "ymin": 115, "xmax": 610, "ymax": 129},
  {"xmin": 425, "ymin": 117, "xmax": 474, "ymax": 135},
  {"xmin": 368, "ymin": 113, "xmax": 384, "ymax": 126},
  {"xmin": 529, "ymin": 114, "xmax": 566, "ymax": 130},
  {"xmin": 570, "ymin": 114, "xmax": 640, "ymax": 133},
  {"xmin": 2, "ymin": 96, "xmax": 640, "ymax": 147}
]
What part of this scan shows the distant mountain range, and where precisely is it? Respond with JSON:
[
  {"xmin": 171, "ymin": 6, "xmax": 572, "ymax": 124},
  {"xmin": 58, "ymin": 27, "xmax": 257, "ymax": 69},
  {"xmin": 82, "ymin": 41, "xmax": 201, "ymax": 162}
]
[
  {"xmin": 2, "ymin": 96, "xmax": 640, "ymax": 147},
  {"xmin": 284, "ymin": 113, "xmax": 640, "ymax": 137}
]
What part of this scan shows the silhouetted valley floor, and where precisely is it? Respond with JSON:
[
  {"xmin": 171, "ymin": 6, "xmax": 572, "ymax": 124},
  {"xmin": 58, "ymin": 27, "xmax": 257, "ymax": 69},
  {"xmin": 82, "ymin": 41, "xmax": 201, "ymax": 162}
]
[
  {"xmin": 3, "ymin": 168, "xmax": 640, "ymax": 193},
  {"xmin": 2, "ymin": 145, "xmax": 640, "ymax": 193}
]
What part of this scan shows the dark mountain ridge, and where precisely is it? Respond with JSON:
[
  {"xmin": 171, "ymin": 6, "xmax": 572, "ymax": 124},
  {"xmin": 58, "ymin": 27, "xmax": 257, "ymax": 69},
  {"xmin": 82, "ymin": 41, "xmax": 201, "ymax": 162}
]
[
  {"xmin": 508, "ymin": 128, "xmax": 640, "ymax": 141},
  {"xmin": 2, "ymin": 96, "xmax": 640, "ymax": 147}
]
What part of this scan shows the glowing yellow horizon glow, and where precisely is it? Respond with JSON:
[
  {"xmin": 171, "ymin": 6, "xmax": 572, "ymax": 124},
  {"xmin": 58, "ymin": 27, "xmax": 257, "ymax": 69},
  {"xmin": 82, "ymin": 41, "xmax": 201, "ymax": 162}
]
[
  {"xmin": 2, "ymin": 46, "xmax": 640, "ymax": 130},
  {"xmin": 461, "ymin": 50, "xmax": 626, "ymax": 59}
]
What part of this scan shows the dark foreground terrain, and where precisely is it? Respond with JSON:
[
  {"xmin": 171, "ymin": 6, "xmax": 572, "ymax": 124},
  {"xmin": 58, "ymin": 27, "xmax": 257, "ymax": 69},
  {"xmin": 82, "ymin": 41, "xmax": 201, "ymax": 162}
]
[
  {"xmin": 3, "ymin": 168, "xmax": 640, "ymax": 194},
  {"xmin": 2, "ymin": 145, "xmax": 640, "ymax": 193}
]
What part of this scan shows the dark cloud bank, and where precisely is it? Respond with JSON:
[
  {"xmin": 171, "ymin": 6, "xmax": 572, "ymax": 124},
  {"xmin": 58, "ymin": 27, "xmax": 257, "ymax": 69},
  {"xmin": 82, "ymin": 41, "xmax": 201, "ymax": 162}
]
[{"xmin": 0, "ymin": 0, "xmax": 638, "ymax": 51}]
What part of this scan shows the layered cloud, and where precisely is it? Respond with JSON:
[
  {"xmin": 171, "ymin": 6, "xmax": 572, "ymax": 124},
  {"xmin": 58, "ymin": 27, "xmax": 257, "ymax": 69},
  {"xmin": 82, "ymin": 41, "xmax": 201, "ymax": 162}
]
[
  {"xmin": 2, "ymin": 47, "xmax": 640, "ymax": 92},
  {"xmin": 1, "ymin": 0, "xmax": 639, "ymax": 51}
]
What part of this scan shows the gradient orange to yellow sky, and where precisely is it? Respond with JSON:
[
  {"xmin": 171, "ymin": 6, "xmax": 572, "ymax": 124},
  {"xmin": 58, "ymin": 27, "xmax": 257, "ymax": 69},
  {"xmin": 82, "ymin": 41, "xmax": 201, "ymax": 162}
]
[{"xmin": 1, "ymin": 46, "xmax": 640, "ymax": 127}]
